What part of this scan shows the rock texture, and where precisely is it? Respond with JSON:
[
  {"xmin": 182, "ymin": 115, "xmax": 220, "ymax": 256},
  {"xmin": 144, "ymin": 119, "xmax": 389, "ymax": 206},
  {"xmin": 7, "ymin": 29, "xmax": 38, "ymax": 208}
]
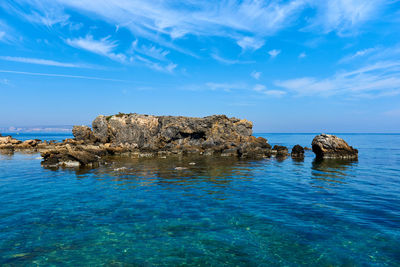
[
  {"xmin": 312, "ymin": 134, "xmax": 358, "ymax": 159},
  {"xmin": 74, "ymin": 113, "xmax": 271, "ymax": 157},
  {"xmin": 37, "ymin": 113, "xmax": 273, "ymax": 167},
  {"xmin": 272, "ymin": 145, "xmax": 289, "ymax": 157},
  {"xmin": 291, "ymin": 145, "xmax": 305, "ymax": 159}
]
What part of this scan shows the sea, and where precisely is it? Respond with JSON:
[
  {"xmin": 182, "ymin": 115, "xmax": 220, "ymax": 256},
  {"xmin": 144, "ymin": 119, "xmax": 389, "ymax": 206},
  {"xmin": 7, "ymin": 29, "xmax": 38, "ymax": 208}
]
[{"xmin": 0, "ymin": 133, "xmax": 399, "ymax": 266}]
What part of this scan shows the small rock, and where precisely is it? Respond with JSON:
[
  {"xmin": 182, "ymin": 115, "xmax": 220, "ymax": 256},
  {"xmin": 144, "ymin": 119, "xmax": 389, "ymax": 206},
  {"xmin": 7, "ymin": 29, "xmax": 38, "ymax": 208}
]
[
  {"xmin": 312, "ymin": 134, "xmax": 358, "ymax": 159},
  {"xmin": 291, "ymin": 144, "xmax": 305, "ymax": 159},
  {"xmin": 272, "ymin": 145, "xmax": 289, "ymax": 157}
]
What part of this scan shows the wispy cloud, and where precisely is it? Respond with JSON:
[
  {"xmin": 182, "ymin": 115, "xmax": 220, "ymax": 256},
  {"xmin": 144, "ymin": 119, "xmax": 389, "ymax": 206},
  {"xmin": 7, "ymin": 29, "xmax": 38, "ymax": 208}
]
[
  {"xmin": 253, "ymin": 84, "xmax": 286, "ymax": 97},
  {"xmin": 275, "ymin": 61, "xmax": 400, "ymax": 97},
  {"xmin": 0, "ymin": 69, "xmax": 130, "ymax": 82},
  {"xmin": 66, "ymin": 35, "xmax": 127, "ymax": 63},
  {"xmin": 0, "ymin": 56, "xmax": 91, "ymax": 68},
  {"xmin": 339, "ymin": 47, "xmax": 377, "ymax": 63},
  {"xmin": 237, "ymin": 37, "xmax": 265, "ymax": 51},
  {"xmin": 134, "ymin": 55, "xmax": 177, "ymax": 73},
  {"xmin": 3, "ymin": 0, "xmax": 390, "ymax": 58},
  {"xmin": 268, "ymin": 49, "xmax": 281, "ymax": 58},
  {"xmin": 251, "ymin": 71, "xmax": 261, "ymax": 80},
  {"xmin": 0, "ymin": 0, "xmax": 70, "ymax": 27},
  {"xmin": 131, "ymin": 40, "xmax": 170, "ymax": 61},
  {"xmin": 299, "ymin": 52, "xmax": 306, "ymax": 58},
  {"xmin": 305, "ymin": 0, "xmax": 385, "ymax": 36},
  {"xmin": 211, "ymin": 53, "xmax": 254, "ymax": 65}
]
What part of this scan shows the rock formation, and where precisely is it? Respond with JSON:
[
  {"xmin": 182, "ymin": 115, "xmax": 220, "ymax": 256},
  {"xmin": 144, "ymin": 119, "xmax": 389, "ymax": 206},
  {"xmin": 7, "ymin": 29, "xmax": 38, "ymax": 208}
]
[
  {"xmin": 291, "ymin": 145, "xmax": 305, "ymax": 159},
  {"xmin": 41, "ymin": 113, "xmax": 273, "ymax": 167},
  {"xmin": 312, "ymin": 134, "xmax": 358, "ymax": 159},
  {"xmin": 272, "ymin": 145, "xmax": 289, "ymax": 157}
]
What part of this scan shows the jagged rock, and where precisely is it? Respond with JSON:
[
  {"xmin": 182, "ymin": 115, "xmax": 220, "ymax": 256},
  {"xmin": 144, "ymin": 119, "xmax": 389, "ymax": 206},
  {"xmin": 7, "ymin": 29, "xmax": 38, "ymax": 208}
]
[
  {"xmin": 312, "ymin": 134, "xmax": 358, "ymax": 159},
  {"xmin": 291, "ymin": 145, "xmax": 305, "ymax": 159},
  {"xmin": 41, "ymin": 145, "xmax": 103, "ymax": 167},
  {"xmin": 2, "ymin": 113, "xmax": 274, "ymax": 167},
  {"xmin": 72, "ymin": 126, "xmax": 98, "ymax": 143},
  {"xmin": 87, "ymin": 113, "xmax": 271, "ymax": 158},
  {"xmin": 0, "ymin": 136, "xmax": 21, "ymax": 145}
]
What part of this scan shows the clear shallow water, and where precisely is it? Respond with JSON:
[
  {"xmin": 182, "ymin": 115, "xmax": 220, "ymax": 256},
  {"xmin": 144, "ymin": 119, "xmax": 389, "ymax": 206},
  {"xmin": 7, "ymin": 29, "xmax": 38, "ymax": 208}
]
[{"xmin": 0, "ymin": 133, "xmax": 399, "ymax": 266}]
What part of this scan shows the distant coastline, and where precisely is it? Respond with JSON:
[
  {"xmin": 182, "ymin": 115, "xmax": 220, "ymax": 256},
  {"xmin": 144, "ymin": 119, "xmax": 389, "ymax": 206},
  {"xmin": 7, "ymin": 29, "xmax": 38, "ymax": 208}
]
[{"xmin": 0, "ymin": 125, "xmax": 73, "ymax": 133}]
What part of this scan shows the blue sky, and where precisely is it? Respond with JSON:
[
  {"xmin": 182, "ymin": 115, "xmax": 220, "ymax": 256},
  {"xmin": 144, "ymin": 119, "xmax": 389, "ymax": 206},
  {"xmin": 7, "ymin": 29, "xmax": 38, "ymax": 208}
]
[{"xmin": 0, "ymin": 0, "xmax": 400, "ymax": 132}]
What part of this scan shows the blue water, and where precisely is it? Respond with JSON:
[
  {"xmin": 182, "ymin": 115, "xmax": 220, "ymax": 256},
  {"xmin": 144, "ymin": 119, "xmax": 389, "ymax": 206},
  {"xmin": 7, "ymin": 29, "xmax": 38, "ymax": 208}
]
[
  {"xmin": 2, "ymin": 132, "xmax": 73, "ymax": 142},
  {"xmin": 0, "ymin": 133, "xmax": 399, "ymax": 266}
]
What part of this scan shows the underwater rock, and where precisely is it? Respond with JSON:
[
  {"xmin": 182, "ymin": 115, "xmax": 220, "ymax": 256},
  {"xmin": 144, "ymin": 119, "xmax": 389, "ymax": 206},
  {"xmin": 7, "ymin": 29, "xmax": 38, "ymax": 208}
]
[{"xmin": 312, "ymin": 134, "xmax": 358, "ymax": 159}]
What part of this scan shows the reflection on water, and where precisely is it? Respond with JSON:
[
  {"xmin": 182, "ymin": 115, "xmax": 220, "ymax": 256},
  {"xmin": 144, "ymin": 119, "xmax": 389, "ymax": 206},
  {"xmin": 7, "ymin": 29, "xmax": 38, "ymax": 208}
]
[{"xmin": 311, "ymin": 158, "xmax": 358, "ymax": 188}]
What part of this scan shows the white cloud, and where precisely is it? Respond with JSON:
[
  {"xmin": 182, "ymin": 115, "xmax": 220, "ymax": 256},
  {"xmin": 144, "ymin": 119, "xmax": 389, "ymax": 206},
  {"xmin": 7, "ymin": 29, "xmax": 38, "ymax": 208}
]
[
  {"xmin": 0, "ymin": 56, "xmax": 91, "ymax": 68},
  {"xmin": 131, "ymin": 40, "xmax": 170, "ymax": 61},
  {"xmin": 135, "ymin": 55, "xmax": 177, "ymax": 73},
  {"xmin": 66, "ymin": 35, "xmax": 127, "ymax": 63},
  {"xmin": 251, "ymin": 71, "xmax": 261, "ymax": 80},
  {"xmin": 211, "ymin": 53, "xmax": 254, "ymax": 65},
  {"xmin": 275, "ymin": 61, "xmax": 400, "ymax": 97},
  {"xmin": 268, "ymin": 49, "xmax": 281, "ymax": 58},
  {"xmin": 4, "ymin": 0, "xmax": 389, "ymax": 59},
  {"xmin": 253, "ymin": 83, "xmax": 286, "ymax": 97},
  {"xmin": 237, "ymin": 37, "xmax": 265, "ymax": 51},
  {"xmin": 4, "ymin": 0, "xmax": 311, "ymax": 55},
  {"xmin": 299, "ymin": 52, "xmax": 306, "ymax": 58},
  {"xmin": 339, "ymin": 47, "xmax": 377, "ymax": 63},
  {"xmin": 305, "ymin": 0, "xmax": 384, "ymax": 35},
  {"xmin": 0, "ymin": 1, "xmax": 70, "ymax": 27},
  {"xmin": 0, "ymin": 31, "xmax": 4, "ymax": 40}
]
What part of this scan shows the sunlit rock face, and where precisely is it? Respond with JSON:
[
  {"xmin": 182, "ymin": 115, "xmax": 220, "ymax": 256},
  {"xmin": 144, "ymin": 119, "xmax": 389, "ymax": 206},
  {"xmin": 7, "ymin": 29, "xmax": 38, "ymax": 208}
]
[
  {"xmin": 46, "ymin": 113, "xmax": 273, "ymax": 167},
  {"xmin": 312, "ymin": 134, "xmax": 358, "ymax": 159},
  {"xmin": 86, "ymin": 113, "xmax": 271, "ymax": 157}
]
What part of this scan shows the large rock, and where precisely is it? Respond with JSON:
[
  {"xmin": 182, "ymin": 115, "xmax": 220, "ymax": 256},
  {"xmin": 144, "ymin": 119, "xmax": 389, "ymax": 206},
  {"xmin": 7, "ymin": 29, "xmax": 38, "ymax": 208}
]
[
  {"xmin": 312, "ymin": 134, "xmax": 358, "ymax": 159},
  {"xmin": 83, "ymin": 113, "xmax": 270, "ymax": 158}
]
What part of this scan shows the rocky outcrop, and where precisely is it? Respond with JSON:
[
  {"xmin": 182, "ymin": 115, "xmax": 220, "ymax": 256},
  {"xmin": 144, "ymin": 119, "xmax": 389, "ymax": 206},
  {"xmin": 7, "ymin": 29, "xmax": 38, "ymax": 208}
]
[
  {"xmin": 39, "ymin": 113, "xmax": 274, "ymax": 167},
  {"xmin": 312, "ymin": 134, "xmax": 358, "ymax": 159},
  {"xmin": 291, "ymin": 145, "xmax": 305, "ymax": 159},
  {"xmin": 75, "ymin": 113, "xmax": 271, "ymax": 158}
]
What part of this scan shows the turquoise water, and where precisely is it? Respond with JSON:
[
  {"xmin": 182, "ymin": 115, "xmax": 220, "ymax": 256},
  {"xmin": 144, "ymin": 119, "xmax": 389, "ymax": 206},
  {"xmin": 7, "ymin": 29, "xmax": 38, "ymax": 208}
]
[{"xmin": 0, "ymin": 133, "xmax": 399, "ymax": 266}]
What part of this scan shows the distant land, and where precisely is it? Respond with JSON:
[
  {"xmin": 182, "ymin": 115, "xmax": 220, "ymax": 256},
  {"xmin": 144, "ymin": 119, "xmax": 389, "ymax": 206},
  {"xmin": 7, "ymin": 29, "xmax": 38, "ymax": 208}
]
[{"xmin": 0, "ymin": 125, "xmax": 73, "ymax": 133}]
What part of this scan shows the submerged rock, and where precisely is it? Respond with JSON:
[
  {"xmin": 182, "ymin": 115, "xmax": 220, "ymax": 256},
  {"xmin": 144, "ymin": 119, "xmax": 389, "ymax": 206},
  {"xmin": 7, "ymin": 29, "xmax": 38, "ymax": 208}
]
[
  {"xmin": 291, "ymin": 145, "xmax": 305, "ymax": 159},
  {"xmin": 312, "ymin": 134, "xmax": 358, "ymax": 159}
]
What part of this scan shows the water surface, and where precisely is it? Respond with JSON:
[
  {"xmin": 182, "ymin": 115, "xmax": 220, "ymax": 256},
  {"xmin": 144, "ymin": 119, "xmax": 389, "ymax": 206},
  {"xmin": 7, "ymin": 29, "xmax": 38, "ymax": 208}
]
[{"xmin": 0, "ymin": 133, "xmax": 399, "ymax": 266}]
